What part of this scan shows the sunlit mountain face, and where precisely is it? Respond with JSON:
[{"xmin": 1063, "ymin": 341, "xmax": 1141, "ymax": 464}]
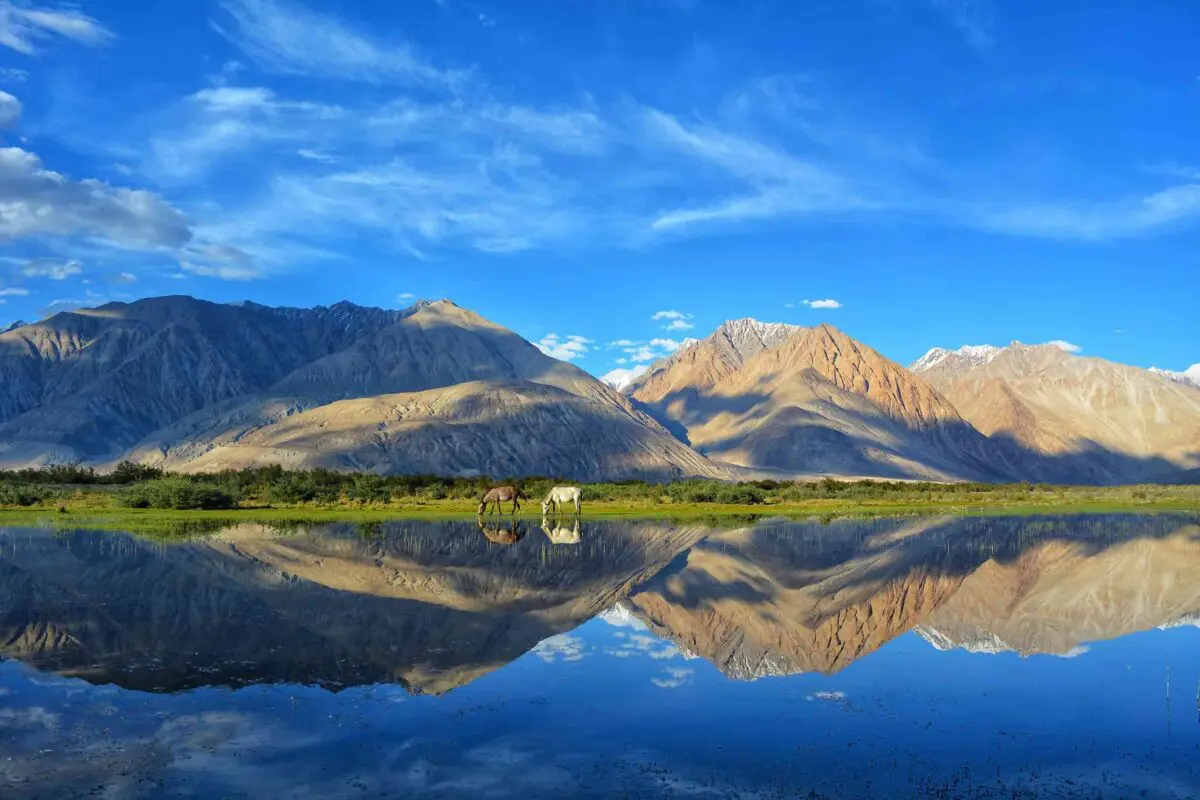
[{"xmin": 3, "ymin": 514, "xmax": 1200, "ymax": 797}]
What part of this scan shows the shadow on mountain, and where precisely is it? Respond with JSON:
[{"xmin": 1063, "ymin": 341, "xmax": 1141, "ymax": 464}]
[{"xmin": 687, "ymin": 396, "xmax": 1194, "ymax": 484}]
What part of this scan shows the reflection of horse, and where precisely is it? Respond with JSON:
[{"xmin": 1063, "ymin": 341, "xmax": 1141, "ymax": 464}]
[
  {"xmin": 478, "ymin": 518, "xmax": 525, "ymax": 545},
  {"xmin": 541, "ymin": 486, "xmax": 582, "ymax": 516},
  {"xmin": 478, "ymin": 486, "xmax": 524, "ymax": 515},
  {"xmin": 540, "ymin": 516, "xmax": 581, "ymax": 545}
]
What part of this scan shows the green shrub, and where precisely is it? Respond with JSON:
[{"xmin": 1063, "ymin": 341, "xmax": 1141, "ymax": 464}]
[
  {"xmin": 0, "ymin": 483, "xmax": 50, "ymax": 507},
  {"xmin": 346, "ymin": 474, "xmax": 389, "ymax": 504},
  {"xmin": 118, "ymin": 478, "xmax": 235, "ymax": 510}
]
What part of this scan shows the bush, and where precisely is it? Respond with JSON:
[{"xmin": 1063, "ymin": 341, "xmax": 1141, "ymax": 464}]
[
  {"xmin": 118, "ymin": 478, "xmax": 235, "ymax": 510},
  {"xmin": 346, "ymin": 474, "xmax": 389, "ymax": 504},
  {"xmin": 268, "ymin": 473, "xmax": 321, "ymax": 504},
  {"xmin": 0, "ymin": 483, "xmax": 50, "ymax": 507},
  {"xmin": 107, "ymin": 460, "xmax": 165, "ymax": 484}
]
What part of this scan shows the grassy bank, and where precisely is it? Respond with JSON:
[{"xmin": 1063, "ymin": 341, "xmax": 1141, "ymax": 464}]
[
  {"xmin": 0, "ymin": 465, "xmax": 1196, "ymax": 534},
  {"xmin": 1, "ymin": 482, "xmax": 1196, "ymax": 537}
]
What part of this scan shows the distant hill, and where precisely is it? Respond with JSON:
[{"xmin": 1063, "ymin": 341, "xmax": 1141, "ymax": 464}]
[{"xmin": 912, "ymin": 342, "xmax": 1200, "ymax": 483}]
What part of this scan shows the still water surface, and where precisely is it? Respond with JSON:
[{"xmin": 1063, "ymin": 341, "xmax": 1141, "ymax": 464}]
[{"xmin": 2, "ymin": 514, "xmax": 1199, "ymax": 798}]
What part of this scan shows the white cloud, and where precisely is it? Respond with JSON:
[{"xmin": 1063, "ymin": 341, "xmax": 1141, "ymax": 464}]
[
  {"xmin": 805, "ymin": 690, "xmax": 847, "ymax": 702},
  {"xmin": 214, "ymin": 0, "xmax": 467, "ymax": 88},
  {"xmin": 1045, "ymin": 339, "xmax": 1081, "ymax": 353},
  {"xmin": 0, "ymin": 67, "xmax": 28, "ymax": 82},
  {"xmin": 297, "ymin": 148, "xmax": 337, "ymax": 163},
  {"xmin": 0, "ymin": 1, "xmax": 113, "ymax": 55},
  {"xmin": 397, "ymin": 292, "xmax": 417, "ymax": 303},
  {"xmin": 651, "ymin": 309, "xmax": 694, "ymax": 331},
  {"xmin": 21, "ymin": 258, "xmax": 82, "ymax": 280},
  {"xmin": 0, "ymin": 147, "xmax": 192, "ymax": 249},
  {"xmin": 0, "ymin": 286, "xmax": 30, "ymax": 296},
  {"xmin": 110, "ymin": 272, "xmax": 137, "ymax": 284},
  {"xmin": 609, "ymin": 338, "xmax": 636, "ymax": 347},
  {"xmin": 618, "ymin": 337, "xmax": 682, "ymax": 363},
  {"xmin": 535, "ymin": 333, "xmax": 592, "ymax": 362},
  {"xmin": 0, "ymin": 89, "xmax": 19, "ymax": 127},
  {"xmin": 601, "ymin": 365, "xmax": 647, "ymax": 390},
  {"xmin": 802, "ymin": 298, "xmax": 842, "ymax": 309}
]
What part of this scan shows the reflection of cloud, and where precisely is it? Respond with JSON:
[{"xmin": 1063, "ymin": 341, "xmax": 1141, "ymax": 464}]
[
  {"xmin": 0, "ymin": 706, "xmax": 59, "ymax": 729},
  {"xmin": 805, "ymin": 690, "xmax": 846, "ymax": 702},
  {"xmin": 652, "ymin": 667, "xmax": 693, "ymax": 689},
  {"xmin": 608, "ymin": 633, "xmax": 679, "ymax": 661},
  {"xmin": 1053, "ymin": 646, "xmax": 1090, "ymax": 659},
  {"xmin": 531, "ymin": 633, "xmax": 586, "ymax": 663}
]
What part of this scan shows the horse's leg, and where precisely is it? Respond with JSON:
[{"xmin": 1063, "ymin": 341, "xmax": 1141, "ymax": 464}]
[{"xmin": 574, "ymin": 496, "xmax": 581, "ymax": 515}]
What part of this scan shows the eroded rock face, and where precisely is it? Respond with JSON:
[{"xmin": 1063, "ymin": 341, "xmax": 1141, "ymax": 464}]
[
  {"xmin": 912, "ymin": 342, "xmax": 1200, "ymax": 483},
  {"xmin": 0, "ymin": 297, "xmax": 724, "ymax": 479}
]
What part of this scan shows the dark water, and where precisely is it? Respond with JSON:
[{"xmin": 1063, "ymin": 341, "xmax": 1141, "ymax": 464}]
[{"xmin": 2, "ymin": 513, "xmax": 1200, "ymax": 799}]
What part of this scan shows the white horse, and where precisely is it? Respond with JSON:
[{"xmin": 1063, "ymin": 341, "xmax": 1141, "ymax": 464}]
[
  {"xmin": 541, "ymin": 516, "xmax": 581, "ymax": 545},
  {"xmin": 541, "ymin": 485, "xmax": 582, "ymax": 515}
]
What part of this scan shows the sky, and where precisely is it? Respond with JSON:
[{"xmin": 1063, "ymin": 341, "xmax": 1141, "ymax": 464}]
[{"xmin": 0, "ymin": 0, "xmax": 1197, "ymax": 384}]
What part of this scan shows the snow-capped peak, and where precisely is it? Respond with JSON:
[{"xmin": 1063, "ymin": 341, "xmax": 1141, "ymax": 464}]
[
  {"xmin": 1148, "ymin": 365, "xmax": 1200, "ymax": 389},
  {"xmin": 911, "ymin": 344, "xmax": 1002, "ymax": 372},
  {"xmin": 601, "ymin": 365, "xmax": 649, "ymax": 391}
]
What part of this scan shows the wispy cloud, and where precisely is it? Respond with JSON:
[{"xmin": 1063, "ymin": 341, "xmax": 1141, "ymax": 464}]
[
  {"xmin": 974, "ymin": 185, "xmax": 1200, "ymax": 240},
  {"xmin": 22, "ymin": 258, "xmax": 82, "ymax": 280},
  {"xmin": 536, "ymin": 333, "xmax": 592, "ymax": 362},
  {"xmin": 397, "ymin": 292, "xmax": 417, "ymax": 303},
  {"xmin": 213, "ymin": 0, "xmax": 467, "ymax": 88},
  {"xmin": 0, "ymin": 286, "xmax": 30, "ymax": 297},
  {"xmin": 0, "ymin": 67, "xmax": 28, "ymax": 82},
  {"xmin": 1045, "ymin": 339, "xmax": 1081, "ymax": 353},
  {"xmin": 651, "ymin": 666, "xmax": 693, "ymax": 689},
  {"xmin": 0, "ymin": 1, "xmax": 113, "ymax": 55},
  {"xmin": 802, "ymin": 298, "xmax": 842, "ymax": 309}
]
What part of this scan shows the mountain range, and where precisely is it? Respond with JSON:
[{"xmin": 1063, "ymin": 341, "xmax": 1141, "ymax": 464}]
[{"xmin": 0, "ymin": 294, "xmax": 1196, "ymax": 484}]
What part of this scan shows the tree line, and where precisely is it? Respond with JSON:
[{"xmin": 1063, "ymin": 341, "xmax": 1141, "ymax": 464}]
[{"xmin": 0, "ymin": 461, "xmax": 1093, "ymax": 511}]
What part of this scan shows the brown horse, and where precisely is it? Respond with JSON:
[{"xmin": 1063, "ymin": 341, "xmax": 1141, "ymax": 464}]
[
  {"xmin": 478, "ymin": 485, "xmax": 525, "ymax": 515},
  {"xmin": 478, "ymin": 518, "xmax": 525, "ymax": 545}
]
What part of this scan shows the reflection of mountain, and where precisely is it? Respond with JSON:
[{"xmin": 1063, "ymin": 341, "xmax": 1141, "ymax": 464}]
[
  {"xmin": 0, "ymin": 520, "xmax": 712, "ymax": 694},
  {"xmin": 625, "ymin": 515, "xmax": 1200, "ymax": 679},
  {"xmin": 1, "ymin": 514, "xmax": 1198, "ymax": 692}
]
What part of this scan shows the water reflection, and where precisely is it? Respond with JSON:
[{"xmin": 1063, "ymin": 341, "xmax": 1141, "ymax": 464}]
[
  {"xmin": 1, "ymin": 514, "xmax": 1198, "ymax": 692},
  {"xmin": 2, "ymin": 513, "xmax": 1199, "ymax": 798}
]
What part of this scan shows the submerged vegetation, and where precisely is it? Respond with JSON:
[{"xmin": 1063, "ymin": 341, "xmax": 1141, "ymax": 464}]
[{"xmin": 0, "ymin": 462, "xmax": 1196, "ymax": 519}]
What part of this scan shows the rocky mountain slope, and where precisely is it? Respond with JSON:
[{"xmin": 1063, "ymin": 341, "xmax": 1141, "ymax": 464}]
[
  {"xmin": 913, "ymin": 342, "xmax": 1200, "ymax": 483},
  {"xmin": 0, "ymin": 296, "xmax": 722, "ymax": 479},
  {"xmin": 627, "ymin": 320, "xmax": 1004, "ymax": 481}
]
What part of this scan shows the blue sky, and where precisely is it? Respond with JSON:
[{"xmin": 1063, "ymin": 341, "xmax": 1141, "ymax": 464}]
[{"xmin": 0, "ymin": 0, "xmax": 1197, "ymax": 383}]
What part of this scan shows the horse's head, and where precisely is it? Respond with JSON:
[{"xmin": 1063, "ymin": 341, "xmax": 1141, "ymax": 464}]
[{"xmin": 541, "ymin": 500, "xmax": 550, "ymax": 515}]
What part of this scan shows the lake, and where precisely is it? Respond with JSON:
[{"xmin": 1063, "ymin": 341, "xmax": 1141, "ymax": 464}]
[{"xmin": 2, "ymin": 513, "xmax": 1199, "ymax": 798}]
